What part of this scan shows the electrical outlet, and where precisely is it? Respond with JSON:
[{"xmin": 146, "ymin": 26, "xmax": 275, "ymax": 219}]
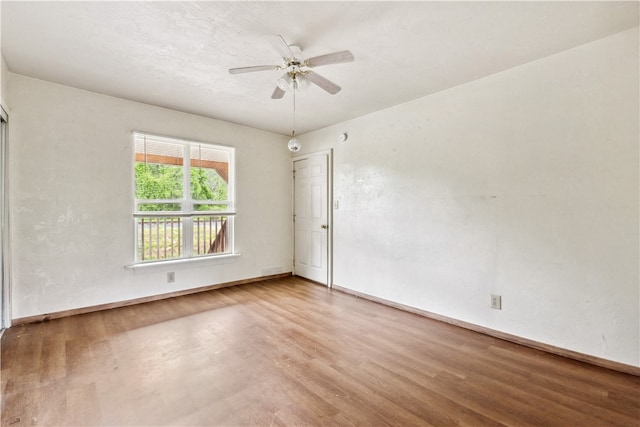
[
  {"xmin": 491, "ymin": 294, "xmax": 502, "ymax": 310},
  {"xmin": 167, "ymin": 272, "xmax": 175, "ymax": 283}
]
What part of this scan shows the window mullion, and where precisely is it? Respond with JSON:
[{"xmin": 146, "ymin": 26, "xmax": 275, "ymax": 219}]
[{"xmin": 183, "ymin": 143, "xmax": 193, "ymax": 258}]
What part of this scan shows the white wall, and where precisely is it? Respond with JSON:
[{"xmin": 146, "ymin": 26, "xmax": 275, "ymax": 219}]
[
  {"xmin": 1, "ymin": 58, "xmax": 7, "ymax": 107},
  {"xmin": 299, "ymin": 28, "xmax": 639, "ymax": 367},
  {"xmin": 8, "ymin": 73, "xmax": 292, "ymax": 319},
  {"xmin": 0, "ymin": 2, "xmax": 6, "ymax": 107}
]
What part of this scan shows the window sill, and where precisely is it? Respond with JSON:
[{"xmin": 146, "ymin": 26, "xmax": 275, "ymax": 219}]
[{"xmin": 125, "ymin": 253, "xmax": 241, "ymax": 270}]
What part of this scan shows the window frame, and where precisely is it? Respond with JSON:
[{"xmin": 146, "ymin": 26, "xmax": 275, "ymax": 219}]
[{"xmin": 132, "ymin": 131, "xmax": 236, "ymax": 265}]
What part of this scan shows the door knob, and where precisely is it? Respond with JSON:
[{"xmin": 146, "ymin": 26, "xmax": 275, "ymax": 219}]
[{"xmin": 321, "ymin": 224, "xmax": 328, "ymax": 229}]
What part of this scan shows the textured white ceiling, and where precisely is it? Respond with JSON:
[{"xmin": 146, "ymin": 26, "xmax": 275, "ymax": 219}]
[{"xmin": 2, "ymin": 1, "xmax": 638, "ymax": 135}]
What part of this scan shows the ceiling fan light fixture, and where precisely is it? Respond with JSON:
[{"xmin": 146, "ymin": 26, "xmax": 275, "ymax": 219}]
[
  {"xmin": 278, "ymin": 72, "xmax": 309, "ymax": 92},
  {"xmin": 295, "ymin": 74, "xmax": 309, "ymax": 90},
  {"xmin": 277, "ymin": 73, "xmax": 292, "ymax": 91}
]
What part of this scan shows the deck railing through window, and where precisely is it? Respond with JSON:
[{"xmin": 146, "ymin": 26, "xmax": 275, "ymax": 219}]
[{"xmin": 136, "ymin": 215, "xmax": 229, "ymax": 261}]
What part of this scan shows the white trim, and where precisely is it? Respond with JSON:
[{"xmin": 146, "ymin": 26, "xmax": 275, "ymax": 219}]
[
  {"xmin": 291, "ymin": 148, "xmax": 333, "ymax": 163},
  {"xmin": 133, "ymin": 212, "xmax": 236, "ymax": 218},
  {"xmin": 291, "ymin": 161, "xmax": 296, "ymax": 276},
  {"xmin": 125, "ymin": 252, "xmax": 241, "ymax": 269},
  {"xmin": 135, "ymin": 199, "xmax": 232, "ymax": 206},
  {"xmin": 327, "ymin": 149, "xmax": 334, "ymax": 289},
  {"xmin": 183, "ymin": 143, "xmax": 193, "ymax": 257},
  {"xmin": 132, "ymin": 130, "xmax": 235, "ymax": 151},
  {"xmin": 0, "ymin": 107, "xmax": 10, "ymax": 328}
]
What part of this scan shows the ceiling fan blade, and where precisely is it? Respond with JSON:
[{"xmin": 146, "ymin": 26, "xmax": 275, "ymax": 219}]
[
  {"xmin": 271, "ymin": 86, "xmax": 285, "ymax": 99},
  {"xmin": 229, "ymin": 65, "xmax": 279, "ymax": 74},
  {"xmin": 305, "ymin": 50, "xmax": 355, "ymax": 68},
  {"xmin": 269, "ymin": 35, "xmax": 295, "ymax": 60},
  {"xmin": 305, "ymin": 72, "xmax": 341, "ymax": 95}
]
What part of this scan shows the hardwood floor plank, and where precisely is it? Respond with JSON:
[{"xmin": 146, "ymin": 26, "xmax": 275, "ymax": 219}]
[{"xmin": 2, "ymin": 277, "xmax": 638, "ymax": 426}]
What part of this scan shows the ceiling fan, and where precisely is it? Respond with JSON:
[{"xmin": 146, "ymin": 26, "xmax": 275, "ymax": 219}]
[{"xmin": 229, "ymin": 35, "xmax": 354, "ymax": 99}]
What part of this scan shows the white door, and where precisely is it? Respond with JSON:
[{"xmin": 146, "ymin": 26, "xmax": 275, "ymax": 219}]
[{"xmin": 294, "ymin": 154, "xmax": 329, "ymax": 285}]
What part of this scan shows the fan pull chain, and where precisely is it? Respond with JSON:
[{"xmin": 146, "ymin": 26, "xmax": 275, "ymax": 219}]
[{"xmin": 292, "ymin": 86, "xmax": 296, "ymax": 137}]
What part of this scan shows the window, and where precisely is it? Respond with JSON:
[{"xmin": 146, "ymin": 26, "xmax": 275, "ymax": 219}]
[{"xmin": 133, "ymin": 132, "xmax": 234, "ymax": 263}]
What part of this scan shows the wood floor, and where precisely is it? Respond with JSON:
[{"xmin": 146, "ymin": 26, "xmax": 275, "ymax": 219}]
[{"xmin": 2, "ymin": 277, "xmax": 639, "ymax": 426}]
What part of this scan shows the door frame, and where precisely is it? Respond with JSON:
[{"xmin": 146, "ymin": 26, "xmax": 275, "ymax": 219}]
[
  {"xmin": 292, "ymin": 149, "xmax": 333, "ymax": 288},
  {"xmin": 0, "ymin": 105, "xmax": 10, "ymax": 330}
]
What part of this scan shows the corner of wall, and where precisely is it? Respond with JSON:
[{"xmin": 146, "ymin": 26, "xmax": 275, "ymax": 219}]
[
  {"xmin": 1, "ymin": 57, "xmax": 8, "ymax": 108},
  {"xmin": 0, "ymin": 0, "xmax": 5, "ymax": 108}
]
